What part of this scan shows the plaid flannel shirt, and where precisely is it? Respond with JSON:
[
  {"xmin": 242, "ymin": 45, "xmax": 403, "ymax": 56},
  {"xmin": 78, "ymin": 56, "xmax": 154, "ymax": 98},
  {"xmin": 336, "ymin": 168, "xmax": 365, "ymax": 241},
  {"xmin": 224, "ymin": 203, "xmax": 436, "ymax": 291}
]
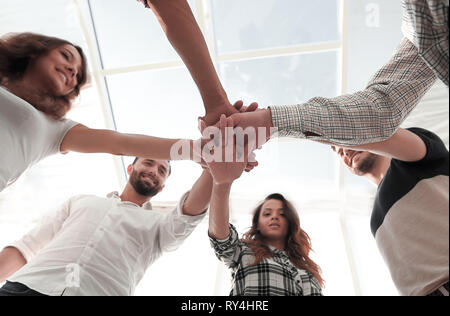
[
  {"xmin": 210, "ymin": 224, "xmax": 323, "ymax": 296},
  {"xmin": 270, "ymin": 0, "xmax": 448, "ymax": 146}
]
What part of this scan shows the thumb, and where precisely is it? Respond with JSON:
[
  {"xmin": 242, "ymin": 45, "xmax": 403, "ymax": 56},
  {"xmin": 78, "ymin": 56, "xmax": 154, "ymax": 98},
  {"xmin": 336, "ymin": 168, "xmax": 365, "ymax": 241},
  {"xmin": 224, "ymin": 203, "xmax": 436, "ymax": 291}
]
[{"xmin": 198, "ymin": 117, "xmax": 207, "ymax": 133}]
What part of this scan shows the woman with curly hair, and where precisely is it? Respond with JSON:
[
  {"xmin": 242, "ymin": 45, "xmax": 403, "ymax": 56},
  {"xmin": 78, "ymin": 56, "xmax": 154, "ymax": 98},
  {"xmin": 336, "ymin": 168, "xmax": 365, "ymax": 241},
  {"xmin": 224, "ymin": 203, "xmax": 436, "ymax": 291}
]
[{"xmin": 206, "ymin": 116, "xmax": 324, "ymax": 296}]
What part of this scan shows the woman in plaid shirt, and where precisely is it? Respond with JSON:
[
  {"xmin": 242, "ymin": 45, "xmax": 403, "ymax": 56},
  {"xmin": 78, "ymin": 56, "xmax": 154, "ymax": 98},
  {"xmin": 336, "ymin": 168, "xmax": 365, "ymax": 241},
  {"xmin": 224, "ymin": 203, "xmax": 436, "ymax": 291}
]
[{"xmin": 206, "ymin": 115, "xmax": 324, "ymax": 296}]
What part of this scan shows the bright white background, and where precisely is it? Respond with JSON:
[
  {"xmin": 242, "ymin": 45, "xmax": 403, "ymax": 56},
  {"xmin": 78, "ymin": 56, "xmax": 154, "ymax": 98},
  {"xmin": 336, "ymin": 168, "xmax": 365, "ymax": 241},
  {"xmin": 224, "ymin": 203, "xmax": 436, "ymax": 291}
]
[{"xmin": 0, "ymin": 0, "xmax": 448, "ymax": 296}]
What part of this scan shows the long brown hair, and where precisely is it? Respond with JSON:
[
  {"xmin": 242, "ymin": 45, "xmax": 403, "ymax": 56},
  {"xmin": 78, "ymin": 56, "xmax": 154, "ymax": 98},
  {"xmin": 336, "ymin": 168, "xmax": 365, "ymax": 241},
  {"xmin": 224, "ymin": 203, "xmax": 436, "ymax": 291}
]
[
  {"xmin": 241, "ymin": 193, "xmax": 324, "ymax": 287},
  {"xmin": 0, "ymin": 32, "xmax": 88, "ymax": 119}
]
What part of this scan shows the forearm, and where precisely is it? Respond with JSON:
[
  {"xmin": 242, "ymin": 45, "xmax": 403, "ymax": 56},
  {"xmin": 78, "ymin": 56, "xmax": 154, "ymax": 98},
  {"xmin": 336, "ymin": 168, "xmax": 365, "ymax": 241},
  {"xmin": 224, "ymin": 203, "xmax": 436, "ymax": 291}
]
[
  {"xmin": 320, "ymin": 128, "xmax": 427, "ymax": 162},
  {"xmin": 62, "ymin": 125, "xmax": 195, "ymax": 161},
  {"xmin": 0, "ymin": 247, "xmax": 26, "ymax": 282},
  {"xmin": 208, "ymin": 182, "xmax": 232, "ymax": 240},
  {"xmin": 182, "ymin": 169, "xmax": 213, "ymax": 216},
  {"xmin": 147, "ymin": 0, "xmax": 229, "ymax": 110},
  {"xmin": 115, "ymin": 133, "xmax": 193, "ymax": 161},
  {"xmin": 350, "ymin": 129, "xmax": 427, "ymax": 161},
  {"xmin": 270, "ymin": 38, "xmax": 437, "ymax": 145}
]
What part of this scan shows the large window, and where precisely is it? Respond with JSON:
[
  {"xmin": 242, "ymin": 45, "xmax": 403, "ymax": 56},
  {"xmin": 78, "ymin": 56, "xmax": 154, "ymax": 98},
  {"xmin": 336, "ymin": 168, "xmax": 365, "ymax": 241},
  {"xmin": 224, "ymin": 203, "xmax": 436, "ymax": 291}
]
[{"xmin": 2, "ymin": 0, "xmax": 447, "ymax": 296}]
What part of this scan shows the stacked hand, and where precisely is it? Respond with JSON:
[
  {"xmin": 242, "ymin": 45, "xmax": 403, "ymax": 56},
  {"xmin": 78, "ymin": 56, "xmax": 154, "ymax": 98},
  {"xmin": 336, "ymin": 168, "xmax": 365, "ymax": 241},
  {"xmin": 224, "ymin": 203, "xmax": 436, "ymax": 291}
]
[
  {"xmin": 200, "ymin": 100, "xmax": 259, "ymax": 127},
  {"xmin": 197, "ymin": 101, "xmax": 260, "ymax": 173},
  {"xmin": 205, "ymin": 115, "xmax": 257, "ymax": 185}
]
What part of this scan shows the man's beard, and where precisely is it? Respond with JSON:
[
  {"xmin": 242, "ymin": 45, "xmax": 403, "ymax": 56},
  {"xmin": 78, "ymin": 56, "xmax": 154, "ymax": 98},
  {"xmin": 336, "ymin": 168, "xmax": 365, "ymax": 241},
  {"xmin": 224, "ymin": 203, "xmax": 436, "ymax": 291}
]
[
  {"xmin": 129, "ymin": 170, "xmax": 162, "ymax": 197},
  {"xmin": 355, "ymin": 153, "xmax": 377, "ymax": 175}
]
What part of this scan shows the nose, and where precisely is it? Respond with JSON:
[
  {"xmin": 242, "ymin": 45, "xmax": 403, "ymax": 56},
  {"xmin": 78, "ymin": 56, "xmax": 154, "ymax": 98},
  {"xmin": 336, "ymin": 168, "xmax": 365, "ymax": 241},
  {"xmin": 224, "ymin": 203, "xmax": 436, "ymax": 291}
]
[
  {"xmin": 148, "ymin": 167, "xmax": 160, "ymax": 179},
  {"xmin": 66, "ymin": 65, "xmax": 76, "ymax": 79},
  {"xmin": 334, "ymin": 147, "xmax": 344, "ymax": 157},
  {"xmin": 343, "ymin": 149, "xmax": 352, "ymax": 157}
]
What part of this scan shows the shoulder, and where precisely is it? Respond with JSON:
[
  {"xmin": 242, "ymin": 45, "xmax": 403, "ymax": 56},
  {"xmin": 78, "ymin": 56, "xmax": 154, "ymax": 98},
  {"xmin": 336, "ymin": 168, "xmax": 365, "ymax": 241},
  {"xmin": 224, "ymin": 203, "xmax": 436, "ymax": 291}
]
[
  {"xmin": 404, "ymin": 128, "xmax": 448, "ymax": 163},
  {"xmin": 68, "ymin": 194, "xmax": 109, "ymax": 205}
]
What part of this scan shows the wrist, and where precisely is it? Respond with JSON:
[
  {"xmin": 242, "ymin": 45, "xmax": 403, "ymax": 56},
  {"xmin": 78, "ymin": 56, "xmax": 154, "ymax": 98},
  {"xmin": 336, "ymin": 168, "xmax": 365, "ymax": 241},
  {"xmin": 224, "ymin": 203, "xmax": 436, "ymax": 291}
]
[
  {"xmin": 203, "ymin": 90, "xmax": 230, "ymax": 113},
  {"xmin": 260, "ymin": 108, "xmax": 275, "ymax": 140},
  {"xmin": 213, "ymin": 180, "xmax": 234, "ymax": 188}
]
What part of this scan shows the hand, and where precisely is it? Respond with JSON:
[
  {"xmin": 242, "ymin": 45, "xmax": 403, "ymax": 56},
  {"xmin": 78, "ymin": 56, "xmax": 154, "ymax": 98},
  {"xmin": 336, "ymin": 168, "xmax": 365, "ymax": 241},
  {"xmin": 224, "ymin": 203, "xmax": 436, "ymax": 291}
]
[
  {"xmin": 200, "ymin": 100, "xmax": 259, "ymax": 127},
  {"xmin": 206, "ymin": 115, "xmax": 256, "ymax": 185},
  {"xmin": 229, "ymin": 108, "xmax": 274, "ymax": 149},
  {"xmin": 232, "ymin": 100, "xmax": 259, "ymax": 114},
  {"xmin": 198, "ymin": 110, "xmax": 259, "ymax": 173}
]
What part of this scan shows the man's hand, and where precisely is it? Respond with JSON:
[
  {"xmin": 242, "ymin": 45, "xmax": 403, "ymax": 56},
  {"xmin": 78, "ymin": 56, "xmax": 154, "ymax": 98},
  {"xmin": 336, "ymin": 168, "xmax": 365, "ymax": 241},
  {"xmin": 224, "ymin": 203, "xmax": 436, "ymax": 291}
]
[
  {"xmin": 200, "ymin": 100, "xmax": 259, "ymax": 127},
  {"xmin": 206, "ymin": 115, "xmax": 255, "ymax": 185},
  {"xmin": 197, "ymin": 101, "xmax": 259, "ymax": 172},
  {"xmin": 229, "ymin": 108, "xmax": 275, "ymax": 149}
]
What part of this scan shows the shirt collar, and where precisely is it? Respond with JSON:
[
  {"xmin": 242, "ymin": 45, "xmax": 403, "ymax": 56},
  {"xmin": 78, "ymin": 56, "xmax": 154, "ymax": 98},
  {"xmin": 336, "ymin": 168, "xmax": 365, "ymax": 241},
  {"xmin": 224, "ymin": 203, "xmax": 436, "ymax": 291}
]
[
  {"xmin": 268, "ymin": 245, "xmax": 287, "ymax": 256},
  {"xmin": 106, "ymin": 192, "xmax": 153, "ymax": 210}
]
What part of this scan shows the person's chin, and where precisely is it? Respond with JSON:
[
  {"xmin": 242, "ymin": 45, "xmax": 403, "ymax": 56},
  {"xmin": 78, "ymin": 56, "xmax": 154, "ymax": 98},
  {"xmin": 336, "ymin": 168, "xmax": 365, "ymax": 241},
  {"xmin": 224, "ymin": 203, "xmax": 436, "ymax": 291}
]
[
  {"xmin": 265, "ymin": 230, "xmax": 284, "ymax": 239},
  {"xmin": 49, "ymin": 79, "xmax": 68, "ymax": 97}
]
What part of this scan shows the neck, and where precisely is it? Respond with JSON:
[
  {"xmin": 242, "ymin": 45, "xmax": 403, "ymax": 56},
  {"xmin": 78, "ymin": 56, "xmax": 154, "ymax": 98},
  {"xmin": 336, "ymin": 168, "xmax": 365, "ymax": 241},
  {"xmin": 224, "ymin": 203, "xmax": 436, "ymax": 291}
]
[
  {"xmin": 119, "ymin": 183, "xmax": 151, "ymax": 207},
  {"xmin": 4, "ymin": 80, "xmax": 43, "ymax": 105},
  {"xmin": 363, "ymin": 156, "xmax": 392, "ymax": 186},
  {"xmin": 263, "ymin": 238, "xmax": 286, "ymax": 251}
]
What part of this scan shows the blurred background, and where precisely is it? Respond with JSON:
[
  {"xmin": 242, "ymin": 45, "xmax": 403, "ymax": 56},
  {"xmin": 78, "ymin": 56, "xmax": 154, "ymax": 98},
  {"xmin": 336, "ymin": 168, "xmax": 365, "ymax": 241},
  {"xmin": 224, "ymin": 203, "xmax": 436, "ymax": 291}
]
[{"xmin": 0, "ymin": 0, "xmax": 448, "ymax": 296}]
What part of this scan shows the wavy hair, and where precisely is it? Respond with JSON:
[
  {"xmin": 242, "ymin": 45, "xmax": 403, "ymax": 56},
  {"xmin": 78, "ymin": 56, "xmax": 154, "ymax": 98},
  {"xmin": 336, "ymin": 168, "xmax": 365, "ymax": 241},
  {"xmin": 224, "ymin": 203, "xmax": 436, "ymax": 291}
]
[
  {"xmin": 241, "ymin": 193, "xmax": 324, "ymax": 287},
  {"xmin": 0, "ymin": 32, "xmax": 88, "ymax": 119}
]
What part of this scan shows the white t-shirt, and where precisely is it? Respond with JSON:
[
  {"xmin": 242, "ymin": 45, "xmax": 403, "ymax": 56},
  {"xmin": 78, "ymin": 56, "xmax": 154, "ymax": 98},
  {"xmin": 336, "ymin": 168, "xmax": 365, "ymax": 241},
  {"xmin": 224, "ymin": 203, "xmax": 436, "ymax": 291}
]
[{"xmin": 0, "ymin": 86, "xmax": 79, "ymax": 192}]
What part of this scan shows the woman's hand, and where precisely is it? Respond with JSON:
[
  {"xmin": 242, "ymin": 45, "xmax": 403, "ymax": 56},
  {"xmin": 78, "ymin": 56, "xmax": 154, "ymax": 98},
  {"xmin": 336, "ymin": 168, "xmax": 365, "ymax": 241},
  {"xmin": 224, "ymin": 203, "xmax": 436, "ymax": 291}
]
[{"xmin": 205, "ymin": 115, "xmax": 256, "ymax": 185}]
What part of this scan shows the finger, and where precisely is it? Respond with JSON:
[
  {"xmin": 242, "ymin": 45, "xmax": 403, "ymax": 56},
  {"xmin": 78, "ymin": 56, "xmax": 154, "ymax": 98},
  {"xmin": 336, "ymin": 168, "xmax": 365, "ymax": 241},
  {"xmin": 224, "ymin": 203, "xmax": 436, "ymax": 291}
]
[
  {"xmin": 245, "ymin": 161, "xmax": 258, "ymax": 172},
  {"xmin": 219, "ymin": 114, "xmax": 227, "ymax": 150},
  {"xmin": 232, "ymin": 100, "xmax": 244, "ymax": 111},
  {"xmin": 225, "ymin": 117, "xmax": 235, "ymax": 157},
  {"xmin": 198, "ymin": 118, "xmax": 207, "ymax": 134},
  {"xmin": 248, "ymin": 152, "xmax": 257, "ymax": 163},
  {"xmin": 246, "ymin": 102, "xmax": 259, "ymax": 112}
]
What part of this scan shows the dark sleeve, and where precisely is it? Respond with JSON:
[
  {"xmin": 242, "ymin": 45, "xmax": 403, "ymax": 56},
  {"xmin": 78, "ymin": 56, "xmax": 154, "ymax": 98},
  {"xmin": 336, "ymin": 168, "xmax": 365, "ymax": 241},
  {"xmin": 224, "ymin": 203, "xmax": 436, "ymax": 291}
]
[{"xmin": 406, "ymin": 128, "xmax": 449, "ymax": 172}]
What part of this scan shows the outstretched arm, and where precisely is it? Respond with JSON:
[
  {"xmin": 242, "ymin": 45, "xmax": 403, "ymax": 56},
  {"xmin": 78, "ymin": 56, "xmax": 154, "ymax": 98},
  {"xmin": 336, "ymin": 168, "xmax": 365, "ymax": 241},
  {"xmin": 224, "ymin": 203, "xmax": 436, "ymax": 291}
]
[
  {"xmin": 330, "ymin": 128, "xmax": 427, "ymax": 162},
  {"xmin": 60, "ymin": 124, "xmax": 194, "ymax": 161},
  {"xmin": 206, "ymin": 115, "xmax": 250, "ymax": 239},
  {"xmin": 208, "ymin": 182, "xmax": 233, "ymax": 240},
  {"xmin": 230, "ymin": 110, "xmax": 428, "ymax": 162},
  {"xmin": 144, "ymin": 0, "xmax": 235, "ymax": 125},
  {"xmin": 61, "ymin": 101, "xmax": 262, "ymax": 165},
  {"xmin": 182, "ymin": 169, "xmax": 213, "ymax": 216},
  {"xmin": 231, "ymin": 38, "xmax": 437, "ymax": 146}
]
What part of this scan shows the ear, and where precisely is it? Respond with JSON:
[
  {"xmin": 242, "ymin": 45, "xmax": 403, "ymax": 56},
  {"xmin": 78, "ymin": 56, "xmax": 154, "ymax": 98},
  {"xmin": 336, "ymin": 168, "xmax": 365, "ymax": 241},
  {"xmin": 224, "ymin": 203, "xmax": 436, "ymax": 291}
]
[
  {"xmin": 28, "ymin": 53, "xmax": 40, "ymax": 62},
  {"xmin": 127, "ymin": 164, "xmax": 133, "ymax": 177}
]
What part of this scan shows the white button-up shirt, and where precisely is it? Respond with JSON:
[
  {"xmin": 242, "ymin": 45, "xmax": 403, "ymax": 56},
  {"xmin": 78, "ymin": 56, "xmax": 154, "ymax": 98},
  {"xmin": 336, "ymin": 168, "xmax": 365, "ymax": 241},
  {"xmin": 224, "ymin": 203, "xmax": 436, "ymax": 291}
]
[{"xmin": 7, "ymin": 191, "xmax": 206, "ymax": 296}]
